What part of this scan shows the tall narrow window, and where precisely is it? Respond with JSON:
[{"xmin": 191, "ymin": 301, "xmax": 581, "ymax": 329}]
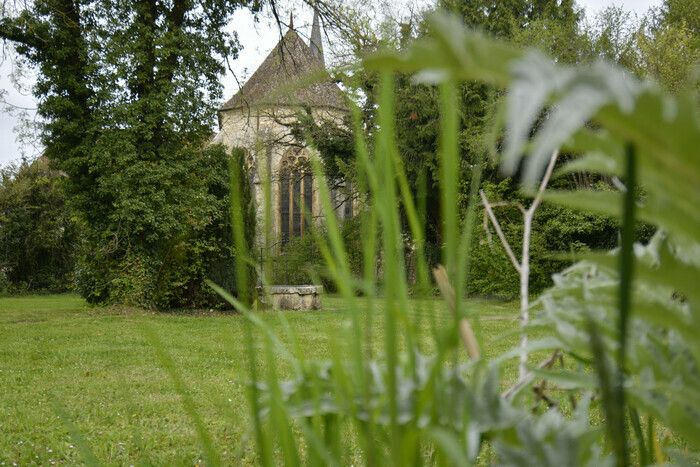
[
  {"xmin": 303, "ymin": 173, "xmax": 313, "ymax": 231},
  {"xmin": 292, "ymin": 173, "xmax": 302, "ymax": 237},
  {"xmin": 280, "ymin": 171, "xmax": 290, "ymax": 244},
  {"xmin": 279, "ymin": 153, "xmax": 312, "ymax": 245}
]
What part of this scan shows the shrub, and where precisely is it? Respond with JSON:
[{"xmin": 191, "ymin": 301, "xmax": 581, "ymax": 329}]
[
  {"xmin": 268, "ymin": 216, "xmax": 365, "ymax": 292},
  {"xmin": 467, "ymin": 232, "xmax": 521, "ymax": 298},
  {"xmin": 0, "ymin": 158, "xmax": 77, "ymax": 293},
  {"xmin": 0, "ymin": 268, "xmax": 10, "ymax": 296},
  {"xmin": 270, "ymin": 235, "xmax": 323, "ymax": 286},
  {"xmin": 340, "ymin": 215, "xmax": 365, "ymax": 283},
  {"xmin": 468, "ymin": 179, "xmax": 621, "ymax": 299},
  {"xmin": 74, "ymin": 144, "xmax": 251, "ymax": 309}
]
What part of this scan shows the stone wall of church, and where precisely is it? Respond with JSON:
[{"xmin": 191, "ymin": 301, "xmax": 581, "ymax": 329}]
[{"xmin": 214, "ymin": 106, "xmax": 345, "ymax": 250}]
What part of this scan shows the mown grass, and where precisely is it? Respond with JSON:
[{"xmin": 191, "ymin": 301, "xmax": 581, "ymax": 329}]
[{"xmin": 0, "ymin": 294, "xmax": 538, "ymax": 465}]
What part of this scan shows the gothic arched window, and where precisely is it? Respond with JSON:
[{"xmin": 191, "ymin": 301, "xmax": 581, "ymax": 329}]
[{"xmin": 279, "ymin": 152, "xmax": 313, "ymax": 244}]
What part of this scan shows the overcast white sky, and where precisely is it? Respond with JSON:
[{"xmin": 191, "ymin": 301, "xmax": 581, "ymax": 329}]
[{"xmin": 0, "ymin": 0, "xmax": 663, "ymax": 165}]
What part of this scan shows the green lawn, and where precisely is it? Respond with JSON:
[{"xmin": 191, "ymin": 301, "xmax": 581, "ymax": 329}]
[{"xmin": 0, "ymin": 294, "xmax": 532, "ymax": 465}]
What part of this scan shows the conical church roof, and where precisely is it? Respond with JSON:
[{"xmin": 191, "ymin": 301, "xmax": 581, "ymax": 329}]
[{"xmin": 220, "ymin": 28, "xmax": 347, "ymax": 112}]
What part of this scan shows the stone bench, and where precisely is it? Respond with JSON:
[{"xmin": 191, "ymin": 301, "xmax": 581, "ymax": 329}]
[{"xmin": 264, "ymin": 285, "xmax": 323, "ymax": 310}]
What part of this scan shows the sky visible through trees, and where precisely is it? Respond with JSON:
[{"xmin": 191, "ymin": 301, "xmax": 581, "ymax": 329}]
[{"xmin": 0, "ymin": 0, "xmax": 660, "ymax": 165}]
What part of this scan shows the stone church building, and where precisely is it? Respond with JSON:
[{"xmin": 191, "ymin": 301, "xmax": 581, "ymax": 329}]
[{"xmin": 213, "ymin": 11, "xmax": 351, "ymax": 249}]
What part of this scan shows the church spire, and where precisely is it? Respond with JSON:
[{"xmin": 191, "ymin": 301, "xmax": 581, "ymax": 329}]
[
  {"xmin": 289, "ymin": 11, "xmax": 294, "ymax": 30},
  {"xmin": 309, "ymin": 8, "xmax": 324, "ymax": 65}
]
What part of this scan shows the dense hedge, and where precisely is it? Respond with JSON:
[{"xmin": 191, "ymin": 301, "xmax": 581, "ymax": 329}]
[
  {"xmin": 466, "ymin": 180, "xmax": 655, "ymax": 299},
  {"xmin": 72, "ymin": 144, "xmax": 253, "ymax": 309}
]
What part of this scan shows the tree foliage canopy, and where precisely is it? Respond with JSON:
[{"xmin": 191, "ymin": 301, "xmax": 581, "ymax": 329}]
[
  {"xmin": 1, "ymin": 0, "xmax": 260, "ymax": 307},
  {"xmin": 299, "ymin": 0, "xmax": 697, "ymax": 297}
]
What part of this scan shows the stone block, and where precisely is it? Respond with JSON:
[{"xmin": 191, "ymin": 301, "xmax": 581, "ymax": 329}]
[{"xmin": 265, "ymin": 285, "xmax": 323, "ymax": 310}]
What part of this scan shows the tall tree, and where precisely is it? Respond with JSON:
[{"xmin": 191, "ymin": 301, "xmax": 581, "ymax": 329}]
[
  {"xmin": 1, "ymin": 0, "xmax": 261, "ymax": 307},
  {"xmin": 393, "ymin": 0, "xmax": 582, "ymax": 249},
  {"xmin": 0, "ymin": 0, "xmax": 95, "ymax": 195},
  {"xmin": 302, "ymin": 0, "xmax": 583, "ymax": 261},
  {"xmin": 637, "ymin": 0, "xmax": 700, "ymax": 91}
]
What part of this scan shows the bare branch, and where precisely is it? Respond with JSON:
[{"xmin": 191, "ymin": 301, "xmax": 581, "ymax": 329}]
[
  {"xmin": 480, "ymin": 190, "xmax": 521, "ymax": 273},
  {"xmin": 527, "ymin": 150, "xmax": 559, "ymax": 216},
  {"xmin": 611, "ymin": 176, "xmax": 627, "ymax": 192},
  {"xmin": 517, "ymin": 149, "xmax": 558, "ymax": 381},
  {"xmin": 502, "ymin": 350, "xmax": 561, "ymax": 400}
]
